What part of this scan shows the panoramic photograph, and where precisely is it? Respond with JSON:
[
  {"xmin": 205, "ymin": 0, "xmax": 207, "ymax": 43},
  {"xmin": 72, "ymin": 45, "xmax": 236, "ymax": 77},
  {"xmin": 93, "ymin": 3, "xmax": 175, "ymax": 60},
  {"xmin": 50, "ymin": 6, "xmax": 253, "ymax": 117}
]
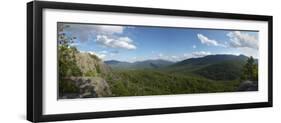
[{"xmin": 57, "ymin": 22, "xmax": 259, "ymax": 99}]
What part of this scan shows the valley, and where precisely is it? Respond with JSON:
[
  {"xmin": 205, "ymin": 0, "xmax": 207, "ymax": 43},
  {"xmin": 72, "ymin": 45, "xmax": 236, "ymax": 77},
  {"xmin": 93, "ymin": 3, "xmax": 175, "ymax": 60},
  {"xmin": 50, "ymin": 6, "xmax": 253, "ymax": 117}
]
[
  {"xmin": 57, "ymin": 22, "xmax": 259, "ymax": 99},
  {"xmin": 58, "ymin": 46, "xmax": 258, "ymax": 99}
]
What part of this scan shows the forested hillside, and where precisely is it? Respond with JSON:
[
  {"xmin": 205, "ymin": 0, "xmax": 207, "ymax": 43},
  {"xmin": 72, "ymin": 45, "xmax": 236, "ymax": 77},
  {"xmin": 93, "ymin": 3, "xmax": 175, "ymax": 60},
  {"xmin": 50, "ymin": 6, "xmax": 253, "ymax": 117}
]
[
  {"xmin": 59, "ymin": 43, "xmax": 258, "ymax": 98},
  {"xmin": 58, "ymin": 23, "xmax": 258, "ymax": 99}
]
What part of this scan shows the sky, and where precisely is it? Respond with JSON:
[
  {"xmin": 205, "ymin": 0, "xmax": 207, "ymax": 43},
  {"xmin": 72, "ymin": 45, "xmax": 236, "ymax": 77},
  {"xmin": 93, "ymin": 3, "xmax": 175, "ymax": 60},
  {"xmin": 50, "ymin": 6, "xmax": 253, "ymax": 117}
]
[{"xmin": 58, "ymin": 23, "xmax": 259, "ymax": 62}]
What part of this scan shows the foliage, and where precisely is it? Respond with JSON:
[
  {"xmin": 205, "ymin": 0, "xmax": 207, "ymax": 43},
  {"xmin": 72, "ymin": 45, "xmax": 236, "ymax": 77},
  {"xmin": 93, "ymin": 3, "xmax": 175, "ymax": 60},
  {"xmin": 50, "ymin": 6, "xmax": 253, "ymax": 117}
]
[
  {"xmin": 58, "ymin": 45, "xmax": 82, "ymax": 77},
  {"xmin": 95, "ymin": 64, "xmax": 101, "ymax": 74},
  {"xmin": 241, "ymin": 56, "xmax": 258, "ymax": 81},
  {"xmin": 195, "ymin": 61, "xmax": 244, "ymax": 80},
  {"xmin": 59, "ymin": 79, "xmax": 79, "ymax": 94},
  {"xmin": 106, "ymin": 70, "xmax": 240, "ymax": 97},
  {"xmin": 58, "ymin": 23, "xmax": 82, "ymax": 95},
  {"xmin": 84, "ymin": 70, "xmax": 97, "ymax": 77},
  {"xmin": 58, "ymin": 23, "xmax": 82, "ymax": 78},
  {"xmin": 56, "ymin": 25, "xmax": 257, "ymax": 98}
]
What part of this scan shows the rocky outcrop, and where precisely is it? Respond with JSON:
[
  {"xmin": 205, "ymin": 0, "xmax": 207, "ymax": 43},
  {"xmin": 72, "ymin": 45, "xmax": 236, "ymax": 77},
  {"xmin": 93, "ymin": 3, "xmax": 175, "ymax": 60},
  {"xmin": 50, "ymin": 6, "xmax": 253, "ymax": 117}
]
[
  {"xmin": 60, "ymin": 77, "xmax": 112, "ymax": 99},
  {"xmin": 59, "ymin": 51, "xmax": 114, "ymax": 99},
  {"xmin": 237, "ymin": 80, "xmax": 258, "ymax": 91},
  {"xmin": 75, "ymin": 53, "xmax": 111, "ymax": 75}
]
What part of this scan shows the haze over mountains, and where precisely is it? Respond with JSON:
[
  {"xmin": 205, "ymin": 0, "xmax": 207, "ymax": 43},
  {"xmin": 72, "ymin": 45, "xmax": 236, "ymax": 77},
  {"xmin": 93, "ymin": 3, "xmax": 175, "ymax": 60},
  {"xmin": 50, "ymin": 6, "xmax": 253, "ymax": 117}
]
[
  {"xmin": 105, "ymin": 59, "xmax": 174, "ymax": 69},
  {"xmin": 105, "ymin": 54, "xmax": 252, "ymax": 69},
  {"xmin": 105, "ymin": 54, "xmax": 258, "ymax": 81}
]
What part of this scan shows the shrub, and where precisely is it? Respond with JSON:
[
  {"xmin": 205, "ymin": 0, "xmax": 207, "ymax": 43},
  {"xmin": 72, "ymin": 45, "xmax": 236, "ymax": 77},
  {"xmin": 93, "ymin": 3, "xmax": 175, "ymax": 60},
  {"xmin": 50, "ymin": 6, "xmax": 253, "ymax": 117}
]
[
  {"xmin": 59, "ymin": 79, "xmax": 79, "ymax": 93},
  {"xmin": 84, "ymin": 70, "xmax": 97, "ymax": 77}
]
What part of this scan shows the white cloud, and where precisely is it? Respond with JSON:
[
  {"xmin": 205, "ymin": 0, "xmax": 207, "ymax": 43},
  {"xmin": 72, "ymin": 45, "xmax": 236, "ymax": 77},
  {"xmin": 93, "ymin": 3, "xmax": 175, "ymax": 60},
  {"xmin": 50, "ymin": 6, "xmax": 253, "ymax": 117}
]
[
  {"xmin": 69, "ymin": 43, "xmax": 80, "ymax": 46},
  {"xmin": 227, "ymin": 31, "xmax": 258, "ymax": 49},
  {"xmin": 158, "ymin": 53, "xmax": 163, "ymax": 57},
  {"xmin": 197, "ymin": 34, "xmax": 225, "ymax": 47},
  {"xmin": 100, "ymin": 50, "xmax": 108, "ymax": 54},
  {"xmin": 62, "ymin": 24, "xmax": 122, "ymax": 42},
  {"xmin": 96, "ymin": 35, "xmax": 136, "ymax": 50},
  {"xmin": 192, "ymin": 45, "xmax": 196, "ymax": 49},
  {"xmin": 197, "ymin": 34, "xmax": 219, "ymax": 46},
  {"xmin": 63, "ymin": 24, "xmax": 137, "ymax": 50},
  {"xmin": 192, "ymin": 51, "xmax": 212, "ymax": 57},
  {"xmin": 183, "ymin": 53, "xmax": 191, "ymax": 57},
  {"xmin": 81, "ymin": 51, "xmax": 106, "ymax": 59},
  {"xmin": 96, "ymin": 53, "xmax": 106, "ymax": 59},
  {"xmin": 162, "ymin": 55, "xmax": 182, "ymax": 62},
  {"xmin": 151, "ymin": 52, "xmax": 213, "ymax": 62},
  {"xmin": 97, "ymin": 25, "xmax": 124, "ymax": 34},
  {"xmin": 238, "ymin": 48, "xmax": 259, "ymax": 58}
]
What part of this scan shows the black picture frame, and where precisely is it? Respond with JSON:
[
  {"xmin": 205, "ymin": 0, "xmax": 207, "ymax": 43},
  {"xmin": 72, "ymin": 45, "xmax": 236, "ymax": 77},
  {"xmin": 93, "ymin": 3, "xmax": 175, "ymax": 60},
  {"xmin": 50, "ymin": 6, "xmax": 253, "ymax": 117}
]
[{"xmin": 27, "ymin": 1, "xmax": 273, "ymax": 122}]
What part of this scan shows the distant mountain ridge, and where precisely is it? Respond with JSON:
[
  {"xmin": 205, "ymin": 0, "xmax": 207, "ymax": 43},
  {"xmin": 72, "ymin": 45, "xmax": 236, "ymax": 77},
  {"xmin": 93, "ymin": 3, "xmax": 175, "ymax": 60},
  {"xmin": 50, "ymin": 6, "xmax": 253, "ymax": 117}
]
[
  {"xmin": 105, "ymin": 59, "xmax": 174, "ymax": 70},
  {"xmin": 60, "ymin": 50, "xmax": 259, "ymax": 99},
  {"xmin": 104, "ymin": 60, "xmax": 129, "ymax": 65},
  {"xmin": 173, "ymin": 54, "xmax": 249, "ymax": 67},
  {"xmin": 167, "ymin": 54, "xmax": 258, "ymax": 80},
  {"xmin": 105, "ymin": 54, "xmax": 258, "ymax": 81}
]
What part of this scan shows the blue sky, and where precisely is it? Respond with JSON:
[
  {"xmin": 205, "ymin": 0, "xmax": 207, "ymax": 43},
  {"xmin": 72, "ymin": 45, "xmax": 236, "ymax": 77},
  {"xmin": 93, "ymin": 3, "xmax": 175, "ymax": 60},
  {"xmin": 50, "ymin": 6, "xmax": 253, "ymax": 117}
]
[{"xmin": 59, "ymin": 23, "xmax": 259, "ymax": 62}]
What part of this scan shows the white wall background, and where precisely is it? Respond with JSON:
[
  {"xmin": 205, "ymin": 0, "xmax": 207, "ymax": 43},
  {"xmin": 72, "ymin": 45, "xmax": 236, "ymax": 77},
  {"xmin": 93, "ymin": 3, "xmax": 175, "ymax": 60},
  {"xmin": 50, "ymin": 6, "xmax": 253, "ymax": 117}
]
[{"xmin": 0, "ymin": 0, "xmax": 279, "ymax": 123}]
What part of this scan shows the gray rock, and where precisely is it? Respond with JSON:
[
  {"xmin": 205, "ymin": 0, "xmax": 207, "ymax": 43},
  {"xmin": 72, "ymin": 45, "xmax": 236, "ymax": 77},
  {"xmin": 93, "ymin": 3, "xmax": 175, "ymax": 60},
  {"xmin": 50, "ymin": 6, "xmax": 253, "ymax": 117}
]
[
  {"xmin": 60, "ymin": 77, "xmax": 112, "ymax": 99},
  {"xmin": 237, "ymin": 80, "xmax": 258, "ymax": 91}
]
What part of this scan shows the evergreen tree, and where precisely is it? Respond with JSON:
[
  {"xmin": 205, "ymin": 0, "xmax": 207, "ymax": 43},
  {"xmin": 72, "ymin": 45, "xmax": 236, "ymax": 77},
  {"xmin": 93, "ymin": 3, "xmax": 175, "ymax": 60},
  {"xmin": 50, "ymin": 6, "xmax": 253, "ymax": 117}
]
[
  {"xmin": 58, "ymin": 23, "xmax": 82, "ymax": 78},
  {"xmin": 58, "ymin": 23, "xmax": 82, "ymax": 94},
  {"xmin": 241, "ymin": 56, "xmax": 258, "ymax": 81}
]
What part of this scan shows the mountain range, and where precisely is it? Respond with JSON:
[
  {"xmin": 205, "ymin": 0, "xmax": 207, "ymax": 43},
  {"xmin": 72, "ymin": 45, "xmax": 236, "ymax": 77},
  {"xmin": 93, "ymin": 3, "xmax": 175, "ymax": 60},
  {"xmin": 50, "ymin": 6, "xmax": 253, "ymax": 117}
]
[
  {"xmin": 60, "ymin": 47, "xmax": 259, "ymax": 99},
  {"xmin": 105, "ymin": 54, "xmax": 257, "ymax": 81},
  {"xmin": 105, "ymin": 59, "xmax": 174, "ymax": 70}
]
